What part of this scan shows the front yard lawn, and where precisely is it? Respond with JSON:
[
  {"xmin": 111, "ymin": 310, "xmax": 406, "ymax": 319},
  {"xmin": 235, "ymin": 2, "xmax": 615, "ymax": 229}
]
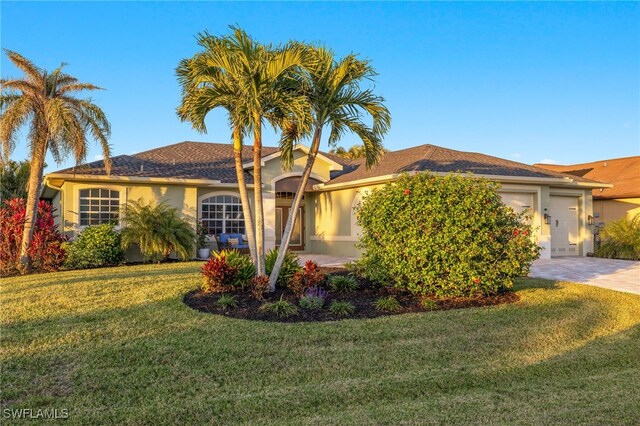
[{"xmin": 1, "ymin": 262, "xmax": 639, "ymax": 424}]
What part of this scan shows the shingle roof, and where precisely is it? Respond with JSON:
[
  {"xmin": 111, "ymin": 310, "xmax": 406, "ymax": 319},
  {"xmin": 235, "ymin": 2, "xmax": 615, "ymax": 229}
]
[
  {"xmin": 52, "ymin": 141, "xmax": 604, "ymax": 187},
  {"xmin": 327, "ymin": 144, "xmax": 601, "ymax": 185},
  {"xmin": 54, "ymin": 142, "xmax": 282, "ymax": 184},
  {"xmin": 534, "ymin": 156, "xmax": 640, "ymax": 199}
]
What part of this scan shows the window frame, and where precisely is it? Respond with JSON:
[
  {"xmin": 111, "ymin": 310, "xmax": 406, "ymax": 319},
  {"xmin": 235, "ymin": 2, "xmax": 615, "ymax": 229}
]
[
  {"xmin": 198, "ymin": 191, "xmax": 246, "ymax": 236},
  {"xmin": 76, "ymin": 185, "xmax": 123, "ymax": 230}
]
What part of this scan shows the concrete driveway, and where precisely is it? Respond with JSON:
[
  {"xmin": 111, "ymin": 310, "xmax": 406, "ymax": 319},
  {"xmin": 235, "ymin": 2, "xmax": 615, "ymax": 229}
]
[{"xmin": 529, "ymin": 257, "xmax": 640, "ymax": 295}]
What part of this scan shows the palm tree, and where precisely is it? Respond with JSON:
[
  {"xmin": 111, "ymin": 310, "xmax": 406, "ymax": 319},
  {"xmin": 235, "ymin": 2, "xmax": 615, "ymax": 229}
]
[
  {"xmin": 188, "ymin": 27, "xmax": 310, "ymax": 276},
  {"xmin": 268, "ymin": 48, "xmax": 391, "ymax": 290},
  {"xmin": 120, "ymin": 199, "xmax": 195, "ymax": 263},
  {"xmin": 226, "ymin": 28, "xmax": 311, "ymax": 275},
  {"xmin": 0, "ymin": 50, "xmax": 112, "ymax": 271},
  {"xmin": 176, "ymin": 32, "xmax": 258, "ymax": 265}
]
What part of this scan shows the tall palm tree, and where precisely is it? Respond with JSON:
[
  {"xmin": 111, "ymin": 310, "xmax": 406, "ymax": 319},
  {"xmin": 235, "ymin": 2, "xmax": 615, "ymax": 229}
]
[
  {"xmin": 268, "ymin": 48, "xmax": 391, "ymax": 290},
  {"xmin": 213, "ymin": 27, "xmax": 311, "ymax": 275},
  {"xmin": 0, "ymin": 50, "xmax": 112, "ymax": 271},
  {"xmin": 176, "ymin": 33, "xmax": 258, "ymax": 265}
]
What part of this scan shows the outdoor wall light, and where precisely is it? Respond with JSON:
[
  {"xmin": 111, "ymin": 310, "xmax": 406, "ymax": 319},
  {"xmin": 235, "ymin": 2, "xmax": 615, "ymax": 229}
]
[
  {"xmin": 543, "ymin": 209, "xmax": 550, "ymax": 225},
  {"xmin": 587, "ymin": 215, "xmax": 594, "ymax": 225}
]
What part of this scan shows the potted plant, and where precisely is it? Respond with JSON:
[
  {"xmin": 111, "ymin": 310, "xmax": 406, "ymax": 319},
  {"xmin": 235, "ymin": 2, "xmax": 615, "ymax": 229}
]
[{"xmin": 196, "ymin": 221, "xmax": 210, "ymax": 259}]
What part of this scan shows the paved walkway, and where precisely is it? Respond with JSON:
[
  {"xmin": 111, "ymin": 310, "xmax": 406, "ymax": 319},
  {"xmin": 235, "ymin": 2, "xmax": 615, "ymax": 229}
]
[
  {"xmin": 529, "ymin": 257, "xmax": 640, "ymax": 295},
  {"xmin": 298, "ymin": 254, "xmax": 357, "ymax": 268}
]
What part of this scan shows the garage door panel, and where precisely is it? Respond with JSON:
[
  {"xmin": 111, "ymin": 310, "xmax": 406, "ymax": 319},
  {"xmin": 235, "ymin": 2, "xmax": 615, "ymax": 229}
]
[{"xmin": 500, "ymin": 193, "xmax": 534, "ymax": 224}]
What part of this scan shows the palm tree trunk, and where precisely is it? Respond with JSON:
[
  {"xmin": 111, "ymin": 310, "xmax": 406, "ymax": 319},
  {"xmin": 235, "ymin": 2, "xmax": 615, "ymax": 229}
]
[
  {"xmin": 268, "ymin": 126, "xmax": 323, "ymax": 290},
  {"xmin": 18, "ymin": 146, "xmax": 46, "ymax": 272},
  {"xmin": 253, "ymin": 116, "xmax": 266, "ymax": 275},
  {"xmin": 232, "ymin": 127, "xmax": 257, "ymax": 265}
]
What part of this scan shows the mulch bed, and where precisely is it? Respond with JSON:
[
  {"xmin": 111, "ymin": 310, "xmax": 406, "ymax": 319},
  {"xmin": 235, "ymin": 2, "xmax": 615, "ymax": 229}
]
[{"xmin": 184, "ymin": 268, "xmax": 520, "ymax": 323}]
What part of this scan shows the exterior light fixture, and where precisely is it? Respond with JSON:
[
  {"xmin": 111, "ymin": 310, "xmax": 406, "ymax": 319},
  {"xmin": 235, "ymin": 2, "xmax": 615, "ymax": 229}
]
[
  {"xmin": 587, "ymin": 215, "xmax": 594, "ymax": 225},
  {"xmin": 543, "ymin": 209, "xmax": 551, "ymax": 225}
]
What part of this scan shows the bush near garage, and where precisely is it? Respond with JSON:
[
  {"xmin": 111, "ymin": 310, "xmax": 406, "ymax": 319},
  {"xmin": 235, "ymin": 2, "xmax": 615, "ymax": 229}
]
[{"xmin": 355, "ymin": 173, "xmax": 541, "ymax": 297}]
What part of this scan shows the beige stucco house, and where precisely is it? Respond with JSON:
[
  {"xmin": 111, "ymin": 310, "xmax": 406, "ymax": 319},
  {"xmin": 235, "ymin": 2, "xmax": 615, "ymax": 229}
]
[
  {"xmin": 535, "ymin": 156, "xmax": 640, "ymax": 225},
  {"xmin": 41, "ymin": 141, "xmax": 610, "ymax": 260}
]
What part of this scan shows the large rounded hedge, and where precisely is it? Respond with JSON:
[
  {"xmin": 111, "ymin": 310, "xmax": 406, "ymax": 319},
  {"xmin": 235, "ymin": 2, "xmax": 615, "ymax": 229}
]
[{"xmin": 355, "ymin": 173, "xmax": 541, "ymax": 297}]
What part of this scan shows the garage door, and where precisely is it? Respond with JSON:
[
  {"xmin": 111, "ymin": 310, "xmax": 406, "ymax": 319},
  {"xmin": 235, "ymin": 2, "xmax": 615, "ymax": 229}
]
[
  {"xmin": 550, "ymin": 196, "xmax": 579, "ymax": 256},
  {"xmin": 500, "ymin": 192, "xmax": 534, "ymax": 224}
]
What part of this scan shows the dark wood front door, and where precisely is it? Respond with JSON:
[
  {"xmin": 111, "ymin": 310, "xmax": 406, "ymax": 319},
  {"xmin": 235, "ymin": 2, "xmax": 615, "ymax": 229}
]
[{"xmin": 275, "ymin": 206, "xmax": 305, "ymax": 250}]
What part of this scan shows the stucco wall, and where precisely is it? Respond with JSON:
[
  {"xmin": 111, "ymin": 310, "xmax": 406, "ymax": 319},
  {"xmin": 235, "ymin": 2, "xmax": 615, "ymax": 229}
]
[
  {"xmin": 593, "ymin": 198, "xmax": 640, "ymax": 224},
  {"xmin": 58, "ymin": 180, "xmax": 198, "ymax": 238}
]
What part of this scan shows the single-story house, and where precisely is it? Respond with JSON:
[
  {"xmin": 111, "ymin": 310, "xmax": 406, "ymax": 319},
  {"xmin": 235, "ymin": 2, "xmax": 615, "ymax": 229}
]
[
  {"xmin": 41, "ymin": 141, "xmax": 610, "ymax": 260},
  {"xmin": 535, "ymin": 156, "xmax": 640, "ymax": 225}
]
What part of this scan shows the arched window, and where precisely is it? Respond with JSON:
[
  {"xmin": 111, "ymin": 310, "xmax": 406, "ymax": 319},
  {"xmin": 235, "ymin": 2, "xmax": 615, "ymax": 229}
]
[
  {"xmin": 201, "ymin": 194, "xmax": 245, "ymax": 235},
  {"xmin": 79, "ymin": 188, "xmax": 120, "ymax": 226}
]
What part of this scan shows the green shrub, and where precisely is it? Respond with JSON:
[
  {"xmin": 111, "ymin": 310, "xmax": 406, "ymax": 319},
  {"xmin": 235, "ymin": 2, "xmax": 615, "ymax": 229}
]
[
  {"xmin": 120, "ymin": 199, "xmax": 195, "ymax": 262},
  {"xmin": 373, "ymin": 296, "xmax": 402, "ymax": 312},
  {"xmin": 329, "ymin": 300, "xmax": 355, "ymax": 316},
  {"xmin": 356, "ymin": 173, "xmax": 541, "ymax": 297},
  {"xmin": 63, "ymin": 224, "xmax": 124, "ymax": 270},
  {"xmin": 214, "ymin": 249, "xmax": 255, "ymax": 289},
  {"xmin": 330, "ymin": 275, "xmax": 359, "ymax": 293},
  {"xmin": 259, "ymin": 296, "xmax": 299, "ymax": 317},
  {"xmin": 420, "ymin": 299, "xmax": 439, "ymax": 311},
  {"xmin": 596, "ymin": 215, "xmax": 640, "ymax": 260},
  {"xmin": 216, "ymin": 294, "xmax": 237, "ymax": 309},
  {"xmin": 265, "ymin": 249, "xmax": 302, "ymax": 288}
]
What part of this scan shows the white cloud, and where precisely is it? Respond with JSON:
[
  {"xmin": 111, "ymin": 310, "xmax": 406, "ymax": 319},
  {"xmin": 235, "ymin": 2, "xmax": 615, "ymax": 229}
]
[
  {"xmin": 93, "ymin": 154, "xmax": 104, "ymax": 161},
  {"xmin": 511, "ymin": 153, "xmax": 522, "ymax": 159},
  {"xmin": 538, "ymin": 158, "xmax": 557, "ymax": 164}
]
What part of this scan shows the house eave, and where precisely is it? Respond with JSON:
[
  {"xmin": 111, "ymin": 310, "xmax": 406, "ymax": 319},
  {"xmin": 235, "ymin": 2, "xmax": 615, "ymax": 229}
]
[
  {"xmin": 42, "ymin": 173, "xmax": 255, "ymax": 188},
  {"xmin": 242, "ymin": 144, "xmax": 344, "ymax": 171},
  {"xmin": 313, "ymin": 171, "xmax": 611, "ymax": 192}
]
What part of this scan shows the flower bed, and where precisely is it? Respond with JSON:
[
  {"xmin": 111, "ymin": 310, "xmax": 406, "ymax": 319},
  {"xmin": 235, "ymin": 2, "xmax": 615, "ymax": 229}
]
[{"xmin": 184, "ymin": 268, "xmax": 520, "ymax": 323}]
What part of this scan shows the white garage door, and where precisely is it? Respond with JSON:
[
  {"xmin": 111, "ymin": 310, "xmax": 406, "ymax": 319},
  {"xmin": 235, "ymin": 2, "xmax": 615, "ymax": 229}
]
[
  {"xmin": 500, "ymin": 192, "xmax": 534, "ymax": 224},
  {"xmin": 550, "ymin": 196, "xmax": 579, "ymax": 256}
]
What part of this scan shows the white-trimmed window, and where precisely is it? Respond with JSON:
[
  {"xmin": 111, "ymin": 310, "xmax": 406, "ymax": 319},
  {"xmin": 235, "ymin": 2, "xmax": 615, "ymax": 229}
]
[
  {"xmin": 201, "ymin": 194, "xmax": 245, "ymax": 235},
  {"xmin": 79, "ymin": 188, "xmax": 120, "ymax": 226}
]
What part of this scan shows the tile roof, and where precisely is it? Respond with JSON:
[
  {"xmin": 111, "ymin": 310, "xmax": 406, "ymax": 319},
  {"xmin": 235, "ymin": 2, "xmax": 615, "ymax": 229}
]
[
  {"xmin": 327, "ymin": 144, "xmax": 601, "ymax": 185},
  {"xmin": 534, "ymin": 156, "xmax": 640, "ymax": 199}
]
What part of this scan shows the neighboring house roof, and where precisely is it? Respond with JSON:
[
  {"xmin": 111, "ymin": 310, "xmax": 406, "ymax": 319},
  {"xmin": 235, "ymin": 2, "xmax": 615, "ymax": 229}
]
[
  {"xmin": 326, "ymin": 144, "xmax": 602, "ymax": 186},
  {"xmin": 534, "ymin": 156, "xmax": 640, "ymax": 200},
  {"xmin": 47, "ymin": 141, "xmax": 607, "ymax": 189}
]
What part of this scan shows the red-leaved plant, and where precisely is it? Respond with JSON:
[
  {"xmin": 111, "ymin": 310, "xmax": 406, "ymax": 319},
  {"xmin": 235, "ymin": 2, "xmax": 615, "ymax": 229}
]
[
  {"xmin": 0, "ymin": 198, "xmax": 67, "ymax": 274},
  {"xmin": 250, "ymin": 275, "xmax": 270, "ymax": 301},
  {"xmin": 201, "ymin": 255, "xmax": 237, "ymax": 293},
  {"xmin": 288, "ymin": 260, "xmax": 325, "ymax": 297}
]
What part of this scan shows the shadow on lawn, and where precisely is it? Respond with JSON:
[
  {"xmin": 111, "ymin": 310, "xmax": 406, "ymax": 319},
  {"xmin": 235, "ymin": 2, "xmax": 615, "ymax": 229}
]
[
  {"xmin": 3, "ymin": 295, "xmax": 638, "ymax": 423},
  {"xmin": 0, "ymin": 263, "xmax": 201, "ymax": 295}
]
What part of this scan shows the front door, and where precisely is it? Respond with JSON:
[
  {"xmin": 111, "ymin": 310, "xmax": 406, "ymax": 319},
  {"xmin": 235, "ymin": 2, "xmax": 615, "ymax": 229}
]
[
  {"xmin": 275, "ymin": 207, "xmax": 305, "ymax": 251},
  {"xmin": 550, "ymin": 196, "xmax": 579, "ymax": 256}
]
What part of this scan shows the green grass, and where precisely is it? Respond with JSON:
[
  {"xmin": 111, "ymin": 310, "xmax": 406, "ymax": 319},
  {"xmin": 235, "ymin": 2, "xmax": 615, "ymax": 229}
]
[{"xmin": 1, "ymin": 262, "xmax": 639, "ymax": 425}]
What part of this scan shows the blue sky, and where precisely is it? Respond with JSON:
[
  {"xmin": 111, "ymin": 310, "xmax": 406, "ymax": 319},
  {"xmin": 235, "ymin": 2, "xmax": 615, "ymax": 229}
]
[{"xmin": 2, "ymin": 1, "xmax": 639, "ymax": 173}]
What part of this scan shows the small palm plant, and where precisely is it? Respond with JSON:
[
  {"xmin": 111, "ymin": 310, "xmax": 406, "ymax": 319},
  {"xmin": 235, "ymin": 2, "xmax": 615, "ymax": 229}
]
[{"xmin": 120, "ymin": 199, "xmax": 195, "ymax": 263}]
